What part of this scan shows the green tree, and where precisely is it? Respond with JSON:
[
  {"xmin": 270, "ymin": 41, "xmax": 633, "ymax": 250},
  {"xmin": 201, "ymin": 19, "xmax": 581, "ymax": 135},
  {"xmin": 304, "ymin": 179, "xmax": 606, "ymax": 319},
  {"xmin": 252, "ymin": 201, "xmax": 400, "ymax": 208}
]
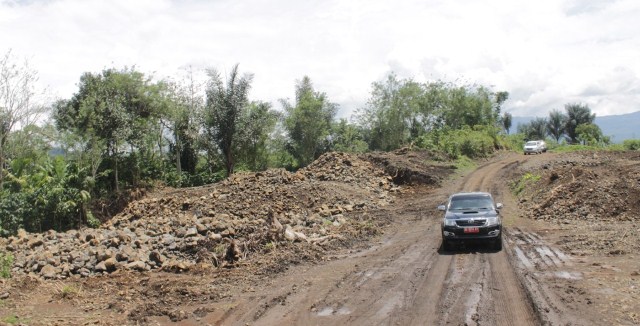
[
  {"xmin": 502, "ymin": 112, "xmax": 512, "ymax": 134},
  {"xmin": 576, "ymin": 123, "xmax": 607, "ymax": 146},
  {"xmin": 235, "ymin": 101, "xmax": 279, "ymax": 171},
  {"xmin": 53, "ymin": 67, "xmax": 162, "ymax": 192},
  {"xmin": 204, "ymin": 64, "xmax": 253, "ymax": 177},
  {"xmin": 357, "ymin": 74, "xmax": 425, "ymax": 151},
  {"xmin": 518, "ymin": 117, "xmax": 547, "ymax": 140},
  {"xmin": 564, "ymin": 103, "xmax": 595, "ymax": 144},
  {"xmin": 546, "ymin": 109, "xmax": 566, "ymax": 142},
  {"xmin": 436, "ymin": 84, "xmax": 497, "ymax": 130},
  {"xmin": 0, "ymin": 50, "xmax": 46, "ymax": 189},
  {"xmin": 282, "ymin": 76, "xmax": 337, "ymax": 167},
  {"xmin": 330, "ymin": 119, "xmax": 368, "ymax": 153},
  {"xmin": 159, "ymin": 71, "xmax": 203, "ymax": 176}
]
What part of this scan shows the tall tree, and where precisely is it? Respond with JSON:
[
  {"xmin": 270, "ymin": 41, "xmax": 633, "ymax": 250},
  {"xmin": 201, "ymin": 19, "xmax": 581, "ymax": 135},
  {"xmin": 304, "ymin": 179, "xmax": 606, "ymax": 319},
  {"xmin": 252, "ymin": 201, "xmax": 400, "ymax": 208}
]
[
  {"xmin": 564, "ymin": 103, "xmax": 595, "ymax": 144},
  {"xmin": 282, "ymin": 76, "xmax": 337, "ymax": 167},
  {"xmin": 54, "ymin": 67, "xmax": 160, "ymax": 192},
  {"xmin": 494, "ymin": 91, "xmax": 509, "ymax": 125},
  {"xmin": 436, "ymin": 84, "xmax": 496, "ymax": 130},
  {"xmin": 576, "ymin": 123, "xmax": 607, "ymax": 146},
  {"xmin": 357, "ymin": 74, "xmax": 424, "ymax": 151},
  {"xmin": 160, "ymin": 69, "xmax": 203, "ymax": 176},
  {"xmin": 330, "ymin": 119, "xmax": 368, "ymax": 153},
  {"xmin": 0, "ymin": 50, "xmax": 46, "ymax": 189},
  {"xmin": 235, "ymin": 101, "xmax": 279, "ymax": 171},
  {"xmin": 546, "ymin": 109, "xmax": 566, "ymax": 142},
  {"xmin": 502, "ymin": 112, "xmax": 512, "ymax": 134},
  {"xmin": 518, "ymin": 117, "xmax": 547, "ymax": 140},
  {"xmin": 204, "ymin": 64, "xmax": 253, "ymax": 177}
]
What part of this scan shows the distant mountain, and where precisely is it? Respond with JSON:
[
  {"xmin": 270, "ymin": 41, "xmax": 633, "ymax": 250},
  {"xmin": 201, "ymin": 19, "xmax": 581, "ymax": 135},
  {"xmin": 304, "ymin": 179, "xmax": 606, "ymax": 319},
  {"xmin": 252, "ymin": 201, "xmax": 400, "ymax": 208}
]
[
  {"xmin": 596, "ymin": 112, "xmax": 640, "ymax": 142},
  {"xmin": 509, "ymin": 111, "xmax": 640, "ymax": 143}
]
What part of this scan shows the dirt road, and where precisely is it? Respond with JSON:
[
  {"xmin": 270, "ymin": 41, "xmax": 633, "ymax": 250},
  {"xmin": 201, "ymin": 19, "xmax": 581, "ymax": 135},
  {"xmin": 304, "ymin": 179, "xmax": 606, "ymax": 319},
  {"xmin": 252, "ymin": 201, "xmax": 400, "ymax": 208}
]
[
  {"xmin": 191, "ymin": 153, "xmax": 594, "ymax": 326},
  {"xmin": 5, "ymin": 151, "xmax": 636, "ymax": 325}
]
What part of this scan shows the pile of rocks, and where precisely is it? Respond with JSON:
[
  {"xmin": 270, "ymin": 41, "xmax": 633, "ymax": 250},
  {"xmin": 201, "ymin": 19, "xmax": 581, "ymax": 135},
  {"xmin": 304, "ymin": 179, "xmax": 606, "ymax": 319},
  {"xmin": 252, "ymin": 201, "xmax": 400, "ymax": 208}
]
[{"xmin": 1, "ymin": 152, "xmax": 398, "ymax": 279}]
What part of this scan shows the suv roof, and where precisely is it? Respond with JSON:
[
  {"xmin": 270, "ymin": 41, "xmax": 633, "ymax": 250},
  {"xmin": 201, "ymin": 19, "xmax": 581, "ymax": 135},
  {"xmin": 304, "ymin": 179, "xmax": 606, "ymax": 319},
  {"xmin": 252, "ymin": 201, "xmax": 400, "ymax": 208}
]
[{"xmin": 450, "ymin": 192, "xmax": 492, "ymax": 199}]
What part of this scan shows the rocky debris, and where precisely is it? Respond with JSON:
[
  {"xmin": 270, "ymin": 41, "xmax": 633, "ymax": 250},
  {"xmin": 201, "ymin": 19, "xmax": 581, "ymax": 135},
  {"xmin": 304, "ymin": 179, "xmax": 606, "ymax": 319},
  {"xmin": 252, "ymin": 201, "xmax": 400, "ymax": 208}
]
[
  {"xmin": 515, "ymin": 152, "xmax": 640, "ymax": 223},
  {"xmin": 1, "ymin": 151, "xmax": 449, "ymax": 280},
  {"xmin": 513, "ymin": 150, "xmax": 640, "ymax": 255}
]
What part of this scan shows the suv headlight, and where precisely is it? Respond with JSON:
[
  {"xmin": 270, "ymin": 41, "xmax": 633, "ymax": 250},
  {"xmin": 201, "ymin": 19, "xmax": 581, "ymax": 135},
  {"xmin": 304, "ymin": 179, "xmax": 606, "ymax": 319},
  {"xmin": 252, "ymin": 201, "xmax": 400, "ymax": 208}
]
[
  {"xmin": 486, "ymin": 216, "xmax": 500, "ymax": 226},
  {"xmin": 444, "ymin": 219, "xmax": 457, "ymax": 226}
]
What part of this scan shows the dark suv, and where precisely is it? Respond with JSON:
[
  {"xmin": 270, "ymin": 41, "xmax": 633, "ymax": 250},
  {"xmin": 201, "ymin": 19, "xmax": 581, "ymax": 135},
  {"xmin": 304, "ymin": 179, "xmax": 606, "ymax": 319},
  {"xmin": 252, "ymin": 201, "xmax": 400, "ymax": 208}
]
[{"xmin": 438, "ymin": 192, "xmax": 503, "ymax": 251}]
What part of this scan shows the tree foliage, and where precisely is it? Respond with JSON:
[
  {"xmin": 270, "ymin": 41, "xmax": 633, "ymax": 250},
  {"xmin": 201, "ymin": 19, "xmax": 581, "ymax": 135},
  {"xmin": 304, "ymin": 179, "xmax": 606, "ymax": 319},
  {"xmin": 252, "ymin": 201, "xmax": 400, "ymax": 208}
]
[
  {"xmin": 282, "ymin": 76, "xmax": 337, "ymax": 167},
  {"xmin": 235, "ymin": 101, "xmax": 279, "ymax": 171},
  {"xmin": 502, "ymin": 112, "xmax": 512, "ymax": 134},
  {"xmin": 53, "ymin": 67, "xmax": 163, "ymax": 192},
  {"xmin": 546, "ymin": 109, "xmax": 566, "ymax": 143},
  {"xmin": 204, "ymin": 64, "xmax": 253, "ymax": 177},
  {"xmin": 357, "ymin": 74, "xmax": 504, "ymax": 153},
  {"xmin": 330, "ymin": 119, "xmax": 369, "ymax": 153},
  {"xmin": 518, "ymin": 117, "xmax": 547, "ymax": 140},
  {"xmin": 0, "ymin": 50, "xmax": 46, "ymax": 189},
  {"xmin": 564, "ymin": 103, "xmax": 595, "ymax": 144},
  {"xmin": 576, "ymin": 123, "xmax": 608, "ymax": 146}
]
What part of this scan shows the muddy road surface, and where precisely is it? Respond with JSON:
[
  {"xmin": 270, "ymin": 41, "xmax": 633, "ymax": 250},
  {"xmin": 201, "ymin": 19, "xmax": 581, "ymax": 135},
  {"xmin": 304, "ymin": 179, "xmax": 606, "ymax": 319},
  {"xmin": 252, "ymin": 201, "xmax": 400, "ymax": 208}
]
[{"xmin": 201, "ymin": 153, "xmax": 596, "ymax": 326}]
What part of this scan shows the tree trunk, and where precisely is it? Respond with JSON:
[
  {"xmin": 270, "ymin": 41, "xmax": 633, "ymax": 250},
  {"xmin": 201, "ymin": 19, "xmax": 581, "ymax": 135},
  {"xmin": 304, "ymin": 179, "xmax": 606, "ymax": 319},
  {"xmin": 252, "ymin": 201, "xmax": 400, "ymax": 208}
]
[
  {"xmin": 175, "ymin": 131, "xmax": 182, "ymax": 175},
  {"xmin": 0, "ymin": 146, "xmax": 4, "ymax": 190},
  {"xmin": 113, "ymin": 146, "xmax": 119, "ymax": 193}
]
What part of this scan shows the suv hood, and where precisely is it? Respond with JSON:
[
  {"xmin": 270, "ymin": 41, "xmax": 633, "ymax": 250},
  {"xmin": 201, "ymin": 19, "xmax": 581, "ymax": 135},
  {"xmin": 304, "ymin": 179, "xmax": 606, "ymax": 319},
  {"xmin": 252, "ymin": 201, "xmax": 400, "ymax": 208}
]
[{"xmin": 445, "ymin": 211, "xmax": 497, "ymax": 219}]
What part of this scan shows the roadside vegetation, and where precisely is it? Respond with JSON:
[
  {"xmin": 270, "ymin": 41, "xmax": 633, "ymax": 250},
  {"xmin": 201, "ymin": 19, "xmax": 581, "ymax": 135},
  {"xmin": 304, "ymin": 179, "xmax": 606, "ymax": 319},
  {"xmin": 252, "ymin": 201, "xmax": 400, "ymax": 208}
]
[{"xmin": 0, "ymin": 50, "xmax": 637, "ymax": 238}]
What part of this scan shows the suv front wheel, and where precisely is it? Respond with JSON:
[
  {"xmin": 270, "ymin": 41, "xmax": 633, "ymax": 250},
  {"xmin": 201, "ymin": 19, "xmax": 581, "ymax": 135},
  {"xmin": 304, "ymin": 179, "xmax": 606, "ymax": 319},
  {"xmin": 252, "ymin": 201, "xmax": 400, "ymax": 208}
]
[{"xmin": 493, "ymin": 233, "xmax": 503, "ymax": 251}]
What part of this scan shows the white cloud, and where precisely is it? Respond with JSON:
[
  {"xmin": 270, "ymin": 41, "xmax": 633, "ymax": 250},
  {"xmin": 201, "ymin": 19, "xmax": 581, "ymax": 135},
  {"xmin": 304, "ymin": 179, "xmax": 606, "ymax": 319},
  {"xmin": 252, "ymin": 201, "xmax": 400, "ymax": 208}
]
[{"xmin": 1, "ymin": 0, "xmax": 639, "ymax": 118}]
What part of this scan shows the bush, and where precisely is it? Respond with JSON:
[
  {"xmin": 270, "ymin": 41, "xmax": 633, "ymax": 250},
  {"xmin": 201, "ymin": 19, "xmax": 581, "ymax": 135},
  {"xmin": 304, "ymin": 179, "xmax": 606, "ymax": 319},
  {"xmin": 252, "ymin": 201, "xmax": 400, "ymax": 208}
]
[
  {"xmin": 416, "ymin": 126, "xmax": 496, "ymax": 159},
  {"xmin": 623, "ymin": 139, "xmax": 640, "ymax": 151},
  {"xmin": 0, "ymin": 251, "xmax": 13, "ymax": 278}
]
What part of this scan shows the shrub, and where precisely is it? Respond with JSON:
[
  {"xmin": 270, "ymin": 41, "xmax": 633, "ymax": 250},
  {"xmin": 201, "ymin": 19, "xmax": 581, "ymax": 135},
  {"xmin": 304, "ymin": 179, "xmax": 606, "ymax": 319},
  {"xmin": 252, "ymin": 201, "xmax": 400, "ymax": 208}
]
[
  {"xmin": 623, "ymin": 139, "xmax": 640, "ymax": 151},
  {"xmin": 0, "ymin": 251, "xmax": 13, "ymax": 278},
  {"xmin": 416, "ymin": 126, "xmax": 497, "ymax": 159}
]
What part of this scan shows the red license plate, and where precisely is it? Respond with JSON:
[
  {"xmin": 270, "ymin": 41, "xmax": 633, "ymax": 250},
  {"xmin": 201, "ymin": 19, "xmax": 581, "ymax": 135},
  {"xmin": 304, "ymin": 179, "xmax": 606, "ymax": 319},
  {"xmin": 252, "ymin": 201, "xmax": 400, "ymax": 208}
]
[{"xmin": 464, "ymin": 227, "xmax": 480, "ymax": 234}]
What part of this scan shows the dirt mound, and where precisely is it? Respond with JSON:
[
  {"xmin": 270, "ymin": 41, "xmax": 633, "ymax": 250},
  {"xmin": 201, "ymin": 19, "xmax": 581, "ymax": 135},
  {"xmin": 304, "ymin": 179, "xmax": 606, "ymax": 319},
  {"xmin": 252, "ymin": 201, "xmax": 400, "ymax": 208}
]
[
  {"xmin": 516, "ymin": 151, "xmax": 640, "ymax": 222},
  {"xmin": 364, "ymin": 148, "xmax": 453, "ymax": 186},
  {"xmin": 512, "ymin": 150, "xmax": 640, "ymax": 256},
  {"xmin": 2, "ymin": 151, "xmax": 447, "ymax": 280}
]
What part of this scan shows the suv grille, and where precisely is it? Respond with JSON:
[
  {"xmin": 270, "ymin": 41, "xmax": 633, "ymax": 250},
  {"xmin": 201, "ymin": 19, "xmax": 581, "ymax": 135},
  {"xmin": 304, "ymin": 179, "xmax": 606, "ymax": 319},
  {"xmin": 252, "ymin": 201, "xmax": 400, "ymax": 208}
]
[{"xmin": 456, "ymin": 219, "xmax": 486, "ymax": 226}]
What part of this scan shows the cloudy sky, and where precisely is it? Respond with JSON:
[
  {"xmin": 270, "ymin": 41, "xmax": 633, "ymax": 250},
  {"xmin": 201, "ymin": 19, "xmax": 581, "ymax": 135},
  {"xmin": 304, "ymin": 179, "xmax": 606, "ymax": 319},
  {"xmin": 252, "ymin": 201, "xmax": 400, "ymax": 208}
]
[{"xmin": 1, "ymin": 0, "xmax": 639, "ymax": 118}]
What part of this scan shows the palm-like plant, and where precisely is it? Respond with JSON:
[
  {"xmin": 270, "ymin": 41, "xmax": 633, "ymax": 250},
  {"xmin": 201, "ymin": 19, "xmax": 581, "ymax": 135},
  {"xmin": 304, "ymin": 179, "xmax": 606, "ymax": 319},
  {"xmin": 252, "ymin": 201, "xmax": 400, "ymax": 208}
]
[
  {"xmin": 564, "ymin": 103, "xmax": 595, "ymax": 144},
  {"xmin": 546, "ymin": 109, "xmax": 566, "ymax": 142},
  {"xmin": 204, "ymin": 64, "xmax": 253, "ymax": 177}
]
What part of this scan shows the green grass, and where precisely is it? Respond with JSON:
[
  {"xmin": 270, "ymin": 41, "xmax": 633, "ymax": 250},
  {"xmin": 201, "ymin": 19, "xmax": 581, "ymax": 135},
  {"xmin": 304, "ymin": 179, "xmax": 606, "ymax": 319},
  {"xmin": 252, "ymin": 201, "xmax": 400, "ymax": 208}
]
[
  {"xmin": 2, "ymin": 315, "xmax": 19, "ymax": 324},
  {"xmin": 512, "ymin": 172, "xmax": 541, "ymax": 195},
  {"xmin": 263, "ymin": 242, "xmax": 275, "ymax": 251},
  {"xmin": 60, "ymin": 285, "xmax": 79, "ymax": 298},
  {"xmin": 453, "ymin": 155, "xmax": 476, "ymax": 172}
]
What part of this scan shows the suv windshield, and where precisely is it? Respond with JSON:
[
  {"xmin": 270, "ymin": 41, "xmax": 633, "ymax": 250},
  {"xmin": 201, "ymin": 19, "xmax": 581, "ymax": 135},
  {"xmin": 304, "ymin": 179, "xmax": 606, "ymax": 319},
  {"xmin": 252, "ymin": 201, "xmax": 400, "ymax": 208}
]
[
  {"xmin": 449, "ymin": 196, "xmax": 493, "ymax": 211},
  {"xmin": 525, "ymin": 141, "xmax": 538, "ymax": 146}
]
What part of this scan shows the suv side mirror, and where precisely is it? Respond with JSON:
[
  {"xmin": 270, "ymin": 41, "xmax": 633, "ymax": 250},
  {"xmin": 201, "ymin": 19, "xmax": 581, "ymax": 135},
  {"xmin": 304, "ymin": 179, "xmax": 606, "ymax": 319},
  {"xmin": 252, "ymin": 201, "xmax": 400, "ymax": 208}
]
[
  {"xmin": 496, "ymin": 203, "xmax": 503, "ymax": 209},
  {"xmin": 437, "ymin": 205, "xmax": 446, "ymax": 211}
]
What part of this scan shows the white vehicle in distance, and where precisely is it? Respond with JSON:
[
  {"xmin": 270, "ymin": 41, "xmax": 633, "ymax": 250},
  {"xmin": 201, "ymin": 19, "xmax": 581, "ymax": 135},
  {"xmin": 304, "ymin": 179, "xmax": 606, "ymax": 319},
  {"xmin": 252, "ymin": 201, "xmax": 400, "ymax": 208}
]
[{"xmin": 523, "ymin": 140, "xmax": 546, "ymax": 155}]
